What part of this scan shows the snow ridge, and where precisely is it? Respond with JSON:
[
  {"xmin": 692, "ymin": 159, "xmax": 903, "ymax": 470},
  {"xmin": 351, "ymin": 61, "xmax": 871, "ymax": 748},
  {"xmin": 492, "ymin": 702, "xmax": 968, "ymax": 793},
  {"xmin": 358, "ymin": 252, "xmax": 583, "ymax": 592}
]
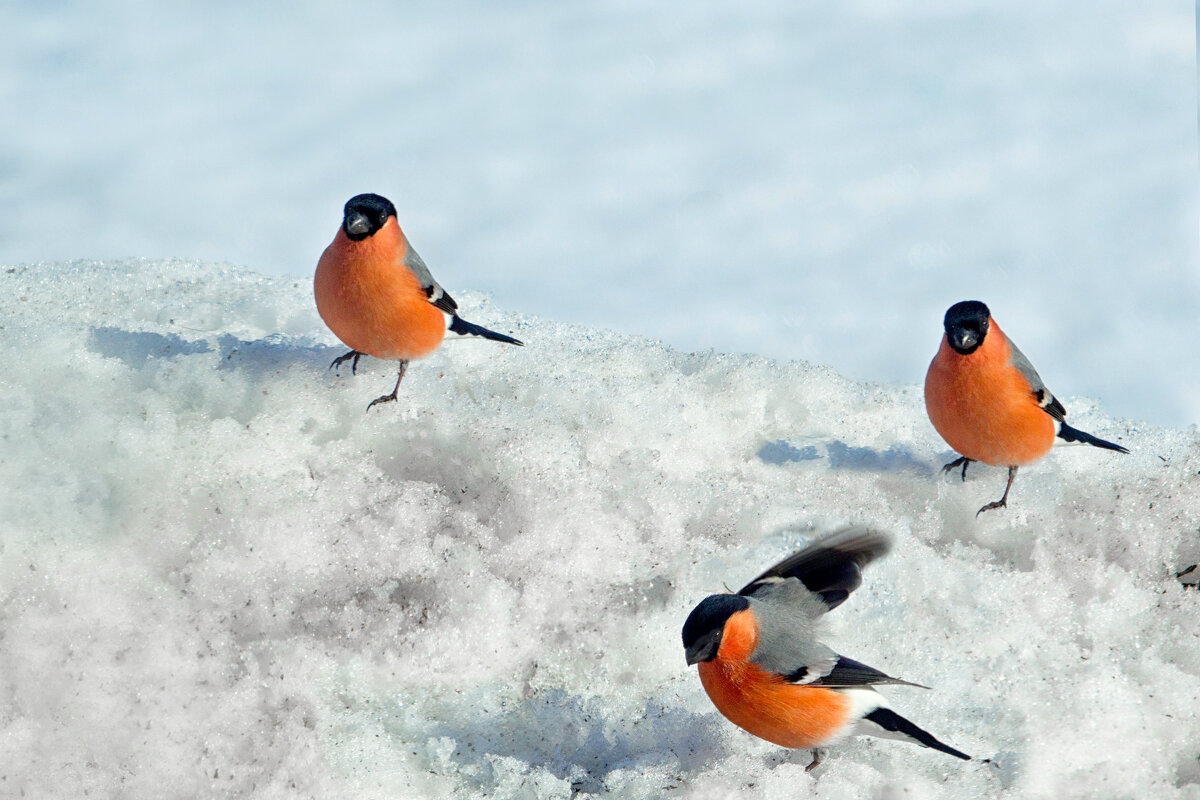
[{"xmin": 0, "ymin": 260, "xmax": 1196, "ymax": 799}]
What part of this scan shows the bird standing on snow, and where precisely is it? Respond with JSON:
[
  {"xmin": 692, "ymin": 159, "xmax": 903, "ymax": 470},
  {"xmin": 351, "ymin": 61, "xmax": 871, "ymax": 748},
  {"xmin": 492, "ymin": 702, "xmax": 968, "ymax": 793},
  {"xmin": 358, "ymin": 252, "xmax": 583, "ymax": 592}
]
[
  {"xmin": 682, "ymin": 528, "xmax": 970, "ymax": 772},
  {"xmin": 314, "ymin": 193, "xmax": 523, "ymax": 409},
  {"xmin": 924, "ymin": 300, "xmax": 1128, "ymax": 515}
]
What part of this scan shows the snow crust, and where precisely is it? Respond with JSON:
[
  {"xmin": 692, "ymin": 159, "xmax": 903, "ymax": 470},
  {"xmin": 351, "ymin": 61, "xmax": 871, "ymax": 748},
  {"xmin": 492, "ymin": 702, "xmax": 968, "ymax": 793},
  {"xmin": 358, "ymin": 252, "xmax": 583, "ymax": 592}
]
[{"xmin": 1, "ymin": 260, "xmax": 1197, "ymax": 798}]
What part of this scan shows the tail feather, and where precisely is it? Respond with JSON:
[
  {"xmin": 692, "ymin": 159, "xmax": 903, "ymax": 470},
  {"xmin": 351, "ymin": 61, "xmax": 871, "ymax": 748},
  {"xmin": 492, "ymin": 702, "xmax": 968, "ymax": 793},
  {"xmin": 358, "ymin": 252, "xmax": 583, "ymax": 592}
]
[
  {"xmin": 448, "ymin": 316, "xmax": 524, "ymax": 346},
  {"xmin": 1057, "ymin": 422, "xmax": 1129, "ymax": 453},
  {"xmin": 863, "ymin": 708, "xmax": 971, "ymax": 761}
]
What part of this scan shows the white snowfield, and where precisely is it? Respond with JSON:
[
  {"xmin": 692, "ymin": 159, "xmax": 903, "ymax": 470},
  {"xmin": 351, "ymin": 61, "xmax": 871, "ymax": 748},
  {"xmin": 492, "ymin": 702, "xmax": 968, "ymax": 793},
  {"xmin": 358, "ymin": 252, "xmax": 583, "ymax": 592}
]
[{"xmin": 1, "ymin": 260, "xmax": 1197, "ymax": 799}]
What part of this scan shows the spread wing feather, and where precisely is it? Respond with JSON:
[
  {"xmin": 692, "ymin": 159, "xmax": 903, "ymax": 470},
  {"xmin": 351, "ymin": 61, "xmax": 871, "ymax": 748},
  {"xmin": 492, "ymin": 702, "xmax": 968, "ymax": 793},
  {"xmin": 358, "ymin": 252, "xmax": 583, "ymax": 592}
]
[{"xmin": 739, "ymin": 527, "xmax": 892, "ymax": 611}]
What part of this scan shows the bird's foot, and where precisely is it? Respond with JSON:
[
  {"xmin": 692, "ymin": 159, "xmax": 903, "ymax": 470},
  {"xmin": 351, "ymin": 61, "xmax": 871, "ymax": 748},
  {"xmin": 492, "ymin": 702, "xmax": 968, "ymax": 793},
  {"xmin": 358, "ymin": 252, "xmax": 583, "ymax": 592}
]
[
  {"xmin": 366, "ymin": 390, "xmax": 398, "ymax": 411},
  {"xmin": 941, "ymin": 456, "xmax": 971, "ymax": 482},
  {"xmin": 975, "ymin": 498, "xmax": 1007, "ymax": 516},
  {"xmin": 330, "ymin": 350, "xmax": 362, "ymax": 375},
  {"xmin": 365, "ymin": 360, "xmax": 408, "ymax": 412},
  {"xmin": 976, "ymin": 465, "xmax": 1018, "ymax": 516},
  {"xmin": 804, "ymin": 749, "xmax": 825, "ymax": 773}
]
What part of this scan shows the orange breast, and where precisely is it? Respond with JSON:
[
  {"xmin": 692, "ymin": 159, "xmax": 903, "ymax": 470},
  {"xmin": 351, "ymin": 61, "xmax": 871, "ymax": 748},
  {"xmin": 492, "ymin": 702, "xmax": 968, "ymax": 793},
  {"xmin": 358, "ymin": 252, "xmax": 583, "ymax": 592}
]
[
  {"xmin": 924, "ymin": 321, "xmax": 1055, "ymax": 466},
  {"xmin": 313, "ymin": 221, "xmax": 446, "ymax": 361},
  {"xmin": 697, "ymin": 610, "xmax": 850, "ymax": 749}
]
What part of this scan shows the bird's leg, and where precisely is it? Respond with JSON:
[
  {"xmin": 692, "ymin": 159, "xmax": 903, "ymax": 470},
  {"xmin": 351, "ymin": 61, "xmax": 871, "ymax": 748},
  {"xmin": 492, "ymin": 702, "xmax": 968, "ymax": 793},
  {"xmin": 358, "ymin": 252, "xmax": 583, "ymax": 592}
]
[
  {"xmin": 330, "ymin": 350, "xmax": 363, "ymax": 375},
  {"xmin": 941, "ymin": 455, "xmax": 972, "ymax": 482},
  {"xmin": 366, "ymin": 360, "xmax": 408, "ymax": 411},
  {"xmin": 976, "ymin": 466, "xmax": 1018, "ymax": 516},
  {"xmin": 804, "ymin": 749, "xmax": 825, "ymax": 773}
]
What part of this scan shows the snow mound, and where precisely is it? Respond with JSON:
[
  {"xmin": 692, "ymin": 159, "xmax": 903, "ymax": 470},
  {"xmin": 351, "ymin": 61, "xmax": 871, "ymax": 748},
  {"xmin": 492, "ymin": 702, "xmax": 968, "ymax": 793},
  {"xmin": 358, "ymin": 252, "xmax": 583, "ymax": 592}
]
[{"xmin": 1, "ymin": 260, "xmax": 1197, "ymax": 799}]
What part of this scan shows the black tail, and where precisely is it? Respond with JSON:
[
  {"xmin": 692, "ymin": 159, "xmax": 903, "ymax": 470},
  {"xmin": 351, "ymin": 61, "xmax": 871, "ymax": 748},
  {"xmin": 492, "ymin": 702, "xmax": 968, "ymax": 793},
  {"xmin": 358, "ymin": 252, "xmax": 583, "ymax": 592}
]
[
  {"xmin": 448, "ymin": 316, "xmax": 524, "ymax": 346},
  {"xmin": 1057, "ymin": 422, "xmax": 1129, "ymax": 453},
  {"xmin": 865, "ymin": 708, "xmax": 971, "ymax": 761}
]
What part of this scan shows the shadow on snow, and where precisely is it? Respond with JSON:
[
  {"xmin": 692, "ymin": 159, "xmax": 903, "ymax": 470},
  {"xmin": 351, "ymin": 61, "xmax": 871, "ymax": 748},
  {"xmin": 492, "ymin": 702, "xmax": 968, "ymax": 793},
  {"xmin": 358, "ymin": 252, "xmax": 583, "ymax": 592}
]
[
  {"xmin": 398, "ymin": 688, "xmax": 726, "ymax": 794},
  {"xmin": 88, "ymin": 326, "xmax": 340, "ymax": 373},
  {"xmin": 757, "ymin": 438, "xmax": 931, "ymax": 475}
]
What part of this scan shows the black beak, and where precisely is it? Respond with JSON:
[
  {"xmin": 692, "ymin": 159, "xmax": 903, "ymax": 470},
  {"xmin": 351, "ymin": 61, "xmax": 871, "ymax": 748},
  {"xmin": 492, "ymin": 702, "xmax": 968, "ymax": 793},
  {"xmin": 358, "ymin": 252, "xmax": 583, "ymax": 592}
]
[
  {"xmin": 950, "ymin": 329, "xmax": 978, "ymax": 351},
  {"xmin": 685, "ymin": 633, "xmax": 720, "ymax": 666},
  {"xmin": 345, "ymin": 211, "xmax": 370, "ymax": 236}
]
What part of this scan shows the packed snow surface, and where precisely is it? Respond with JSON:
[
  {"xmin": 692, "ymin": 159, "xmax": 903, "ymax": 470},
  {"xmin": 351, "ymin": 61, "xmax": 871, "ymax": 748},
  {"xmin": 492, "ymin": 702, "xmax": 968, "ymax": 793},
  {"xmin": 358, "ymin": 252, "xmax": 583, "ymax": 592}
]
[
  {"xmin": 1, "ymin": 260, "xmax": 1197, "ymax": 798},
  {"xmin": 2, "ymin": 1, "xmax": 1197, "ymax": 424}
]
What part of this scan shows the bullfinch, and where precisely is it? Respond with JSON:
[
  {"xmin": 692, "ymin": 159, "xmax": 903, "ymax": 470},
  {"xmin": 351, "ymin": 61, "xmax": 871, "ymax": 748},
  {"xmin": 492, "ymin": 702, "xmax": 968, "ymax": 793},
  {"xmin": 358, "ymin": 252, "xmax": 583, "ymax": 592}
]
[
  {"xmin": 314, "ymin": 193, "xmax": 523, "ymax": 409},
  {"xmin": 682, "ymin": 527, "xmax": 970, "ymax": 771},
  {"xmin": 924, "ymin": 300, "xmax": 1128, "ymax": 515}
]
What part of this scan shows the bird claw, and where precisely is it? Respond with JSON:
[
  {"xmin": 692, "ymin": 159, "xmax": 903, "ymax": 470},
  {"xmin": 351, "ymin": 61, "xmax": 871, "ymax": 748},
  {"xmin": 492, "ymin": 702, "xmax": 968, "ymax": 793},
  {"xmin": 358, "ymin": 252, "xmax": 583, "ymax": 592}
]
[
  {"xmin": 941, "ymin": 456, "xmax": 971, "ymax": 482},
  {"xmin": 975, "ymin": 466, "xmax": 1018, "ymax": 516},
  {"xmin": 366, "ymin": 391, "xmax": 398, "ymax": 411},
  {"xmin": 975, "ymin": 498, "xmax": 1007, "ymax": 516},
  {"xmin": 805, "ymin": 749, "xmax": 824, "ymax": 772},
  {"xmin": 330, "ymin": 350, "xmax": 362, "ymax": 375},
  {"xmin": 364, "ymin": 360, "xmax": 409, "ymax": 411}
]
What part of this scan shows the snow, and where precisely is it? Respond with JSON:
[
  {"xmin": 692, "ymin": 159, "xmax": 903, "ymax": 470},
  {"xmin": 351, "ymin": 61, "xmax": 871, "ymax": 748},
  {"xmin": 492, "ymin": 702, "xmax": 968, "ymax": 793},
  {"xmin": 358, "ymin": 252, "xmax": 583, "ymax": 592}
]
[
  {"xmin": 2, "ymin": 259, "xmax": 1198, "ymax": 799},
  {"xmin": 1, "ymin": 1, "xmax": 1197, "ymax": 425}
]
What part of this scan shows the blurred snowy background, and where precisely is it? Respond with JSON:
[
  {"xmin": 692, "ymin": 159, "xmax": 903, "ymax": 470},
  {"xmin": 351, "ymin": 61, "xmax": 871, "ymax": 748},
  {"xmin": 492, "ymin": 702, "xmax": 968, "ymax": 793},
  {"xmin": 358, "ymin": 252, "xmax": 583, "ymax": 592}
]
[{"xmin": 1, "ymin": 0, "xmax": 1196, "ymax": 424}]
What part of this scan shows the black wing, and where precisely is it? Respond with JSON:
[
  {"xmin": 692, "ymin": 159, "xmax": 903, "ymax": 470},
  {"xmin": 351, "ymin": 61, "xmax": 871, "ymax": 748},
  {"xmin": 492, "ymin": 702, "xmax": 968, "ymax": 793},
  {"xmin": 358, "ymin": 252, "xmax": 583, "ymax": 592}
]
[
  {"xmin": 1008, "ymin": 338, "xmax": 1067, "ymax": 422},
  {"xmin": 425, "ymin": 285, "xmax": 459, "ymax": 315},
  {"xmin": 739, "ymin": 527, "xmax": 892, "ymax": 611},
  {"xmin": 404, "ymin": 245, "xmax": 458, "ymax": 314},
  {"xmin": 1035, "ymin": 388, "xmax": 1066, "ymax": 422},
  {"xmin": 797, "ymin": 655, "xmax": 928, "ymax": 689}
]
